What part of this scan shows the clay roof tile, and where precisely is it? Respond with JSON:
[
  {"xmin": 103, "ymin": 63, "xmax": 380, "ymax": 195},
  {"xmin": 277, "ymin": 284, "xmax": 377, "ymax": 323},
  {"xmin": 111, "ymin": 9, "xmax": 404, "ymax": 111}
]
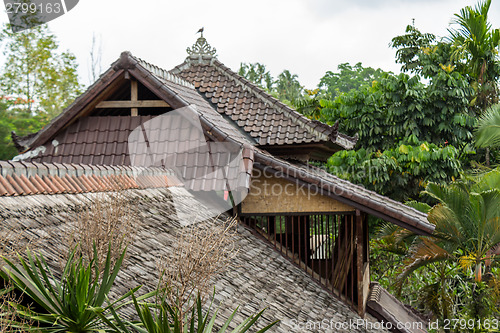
[
  {"xmin": 0, "ymin": 175, "xmax": 16, "ymax": 196},
  {"xmin": 5, "ymin": 174, "xmax": 24, "ymax": 195},
  {"xmin": 19, "ymin": 174, "xmax": 37, "ymax": 194}
]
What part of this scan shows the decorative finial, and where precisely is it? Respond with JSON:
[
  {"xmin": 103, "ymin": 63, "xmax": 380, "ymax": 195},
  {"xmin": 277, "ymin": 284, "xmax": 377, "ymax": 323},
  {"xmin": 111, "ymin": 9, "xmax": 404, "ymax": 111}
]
[
  {"xmin": 197, "ymin": 27, "xmax": 204, "ymax": 38},
  {"xmin": 187, "ymin": 29, "xmax": 216, "ymax": 58}
]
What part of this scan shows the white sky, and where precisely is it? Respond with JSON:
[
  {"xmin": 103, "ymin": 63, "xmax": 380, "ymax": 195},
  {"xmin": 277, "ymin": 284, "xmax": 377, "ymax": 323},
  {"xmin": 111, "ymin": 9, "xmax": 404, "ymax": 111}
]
[{"xmin": 1, "ymin": 0, "xmax": 500, "ymax": 88}]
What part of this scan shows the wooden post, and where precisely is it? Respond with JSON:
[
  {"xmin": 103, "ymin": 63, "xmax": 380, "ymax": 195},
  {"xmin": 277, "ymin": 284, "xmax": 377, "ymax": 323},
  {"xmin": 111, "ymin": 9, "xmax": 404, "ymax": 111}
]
[
  {"xmin": 356, "ymin": 209, "xmax": 365, "ymax": 316},
  {"xmin": 131, "ymin": 80, "xmax": 138, "ymax": 117}
]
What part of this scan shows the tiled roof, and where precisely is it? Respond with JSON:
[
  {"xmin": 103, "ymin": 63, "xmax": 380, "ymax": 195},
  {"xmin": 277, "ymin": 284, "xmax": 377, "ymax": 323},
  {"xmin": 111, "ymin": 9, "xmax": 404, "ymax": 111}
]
[
  {"xmin": 133, "ymin": 55, "xmax": 196, "ymax": 89},
  {"xmin": 11, "ymin": 52, "xmax": 253, "ymax": 154},
  {"xmin": 171, "ymin": 58, "xmax": 357, "ymax": 150},
  {"xmin": 17, "ymin": 116, "xmax": 154, "ymax": 166},
  {"xmin": 13, "ymin": 113, "xmax": 253, "ymax": 192},
  {"xmin": 0, "ymin": 161, "xmax": 181, "ymax": 196},
  {"xmin": 11, "ymin": 64, "xmax": 127, "ymax": 153},
  {"xmin": 0, "ymin": 186, "xmax": 387, "ymax": 333}
]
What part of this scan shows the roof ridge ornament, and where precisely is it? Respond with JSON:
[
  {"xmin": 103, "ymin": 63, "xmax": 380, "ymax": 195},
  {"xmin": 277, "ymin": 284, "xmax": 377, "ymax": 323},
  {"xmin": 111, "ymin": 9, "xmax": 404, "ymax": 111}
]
[{"xmin": 187, "ymin": 28, "xmax": 216, "ymax": 58}]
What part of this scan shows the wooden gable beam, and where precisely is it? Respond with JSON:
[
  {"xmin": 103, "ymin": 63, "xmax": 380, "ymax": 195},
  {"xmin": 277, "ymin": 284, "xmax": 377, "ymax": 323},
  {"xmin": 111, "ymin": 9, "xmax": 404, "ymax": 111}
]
[
  {"xmin": 96, "ymin": 79, "xmax": 170, "ymax": 115},
  {"xmin": 96, "ymin": 100, "xmax": 171, "ymax": 108}
]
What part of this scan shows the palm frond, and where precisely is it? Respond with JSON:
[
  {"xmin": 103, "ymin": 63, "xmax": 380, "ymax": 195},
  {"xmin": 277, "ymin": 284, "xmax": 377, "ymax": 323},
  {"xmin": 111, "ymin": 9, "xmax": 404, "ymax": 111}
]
[
  {"xmin": 406, "ymin": 200, "xmax": 432, "ymax": 214},
  {"xmin": 475, "ymin": 104, "xmax": 500, "ymax": 148},
  {"xmin": 394, "ymin": 238, "xmax": 451, "ymax": 296}
]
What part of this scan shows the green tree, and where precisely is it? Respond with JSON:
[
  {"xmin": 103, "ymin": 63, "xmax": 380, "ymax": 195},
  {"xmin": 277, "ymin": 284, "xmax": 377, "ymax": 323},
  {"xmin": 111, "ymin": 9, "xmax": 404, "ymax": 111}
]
[
  {"xmin": 238, "ymin": 62, "xmax": 273, "ymax": 91},
  {"xmin": 292, "ymin": 88, "xmax": 324, "ymax": 119},
  {"xmin": 274, "ymin": 69, "xmax": 303, "ymax": 103},
  {"xmin": 320, "ymin": 26, "xmax": 475, "ymax": 202},
  {"xmin": 328, "ymin": 139, "xmax": 463, "ymax": 202},
  {"xmin": 0, "ymin": 99, "xmax": 17, "ymax": 160},
  {"xmin": 390, "ymin": 24, "xmax": 436, "ymax": 74},
  {"xmin": 318, "ymin": 62, "xmax": 388, "ymax": 99},
  {"xmin": 400, "ymin": 170, "xmax": 500, "ymax": 283},
  {"xmin": 0, "ymin": 96, "xmax": 48, "ymax": 159},
  {"xmin": 320, "ymin": 65, "xmax": 473, "ymax": 153},
  {"xmin": 238, "ymin": 64, "xmax": 304, "ymax": 105},
  {"xmin": 0, "ymin": 23, "xmax": 82, "ymax": 119},
  {"xmin": 447, "ymin": 0, "xmax": 500, "ymax": 167}
]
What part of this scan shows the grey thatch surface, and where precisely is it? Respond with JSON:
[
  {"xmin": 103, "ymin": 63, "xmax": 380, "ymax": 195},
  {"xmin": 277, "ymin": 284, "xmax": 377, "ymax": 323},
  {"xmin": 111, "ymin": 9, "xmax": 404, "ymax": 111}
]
[{"xmin": 0, "ymin": 187, "xmax": 387, "ymax": 332}]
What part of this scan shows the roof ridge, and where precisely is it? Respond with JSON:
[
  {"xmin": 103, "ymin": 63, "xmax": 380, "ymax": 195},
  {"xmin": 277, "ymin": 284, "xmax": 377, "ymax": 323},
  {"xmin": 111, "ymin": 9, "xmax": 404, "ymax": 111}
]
[{"xmin": 129, "ymin": 54, "xmax": 195, "ymax": 89}]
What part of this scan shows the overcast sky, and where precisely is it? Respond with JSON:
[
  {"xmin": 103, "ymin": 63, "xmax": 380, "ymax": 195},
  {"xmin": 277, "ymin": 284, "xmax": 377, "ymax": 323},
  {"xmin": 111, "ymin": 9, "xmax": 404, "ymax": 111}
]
[{"xmin": 1, "ymin": 0, "xmax": 500, "ymax": 88}]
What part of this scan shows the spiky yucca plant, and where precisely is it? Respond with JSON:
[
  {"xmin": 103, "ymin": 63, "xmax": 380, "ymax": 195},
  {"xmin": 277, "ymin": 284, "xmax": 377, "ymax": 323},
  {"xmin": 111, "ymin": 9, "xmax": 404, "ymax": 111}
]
[{"xmin": 0, "ymin": 245, "xmax": 136, "ymax": 332}]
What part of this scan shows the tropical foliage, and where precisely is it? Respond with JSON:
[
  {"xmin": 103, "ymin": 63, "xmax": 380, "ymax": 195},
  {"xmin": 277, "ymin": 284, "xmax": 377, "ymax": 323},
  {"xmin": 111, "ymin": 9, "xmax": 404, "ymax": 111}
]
[
  {"xmin": 476, "ymin": 103, "xmax": 500, "ymax": 149},
  {"xmin": 320, "ymin": 66, "xmax": 473, "ymax": 152},
  {"xmin": 0, "ymin": 244, "xmax": 277, "ymax": 332},
  {"xmin": 401, "ymin": 170, "xmax": 500, "ymax": 285},
  {"xmin": 100, "ymin": 291, "xmax": 278, "ymax": 333},
  {"xmin": 328, "ymin": 139, "xmax": 462, "ymax": 201},
  {"xmin": 320, "ymin": 44, "xmax": 476, "ymax": 201},
  {"xmin": 319, "ymin": 0, "xmax": 500, "ymax": 327},
  {"xmin": 318, "ymin": 62, "xmax": 388, "ymax": 99},
  {"xmin": 238, "ymin": 62, "xmax": 303, "ymax": 105},
  {"xmin": 0, "ymin": 96, "xmax": 49, "ymax": 160},
  {"xmin": 372, "ymin": 169, "xmax": 500, "ymax": 325},
  {"xmin": 238, "ymin": 63, "xmax": 273, "ymax": 91},
  {"xmin": 0, "ymin": 245, "xmax": 133, "ymax": 332}
]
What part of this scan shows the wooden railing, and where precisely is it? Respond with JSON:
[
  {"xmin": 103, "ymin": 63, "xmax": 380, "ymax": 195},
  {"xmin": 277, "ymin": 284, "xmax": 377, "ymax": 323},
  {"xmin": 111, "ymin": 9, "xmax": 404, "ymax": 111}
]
[{"xmin": 240, "ymin": 211, "xmax": 369, "ymax": 315}]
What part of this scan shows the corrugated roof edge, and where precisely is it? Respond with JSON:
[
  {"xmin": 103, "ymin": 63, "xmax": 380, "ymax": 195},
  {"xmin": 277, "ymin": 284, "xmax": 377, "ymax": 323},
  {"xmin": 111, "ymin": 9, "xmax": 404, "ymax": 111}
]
[
  {"xmin": 0, "ymin": 160, "xmax": 183, "ymax": 197},
  {"xmin": 170, "ymin": 58, "xmax": 358, "ymax": 150}
]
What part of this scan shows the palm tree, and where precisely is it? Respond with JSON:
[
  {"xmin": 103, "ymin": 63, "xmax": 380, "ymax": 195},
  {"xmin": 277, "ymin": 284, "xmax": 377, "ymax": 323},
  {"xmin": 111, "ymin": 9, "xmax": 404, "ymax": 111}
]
[
  {"xmin": 391, "ymin": 170, "xmax": 500, "ymax": 320},
  {"xmin": 398, "ymin": 169, "xmax": 500, "ymax": 284},
  {"xmin": 448, "ymin": 0, "xmax": 500, "ymax": 166},
  {"xmin": 238, "ymin": 63, "xmax": 274, "ymax": 91},
  {"xmin": 448, "ymin": 0, "xmax": 500, "ymax": 111}
]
